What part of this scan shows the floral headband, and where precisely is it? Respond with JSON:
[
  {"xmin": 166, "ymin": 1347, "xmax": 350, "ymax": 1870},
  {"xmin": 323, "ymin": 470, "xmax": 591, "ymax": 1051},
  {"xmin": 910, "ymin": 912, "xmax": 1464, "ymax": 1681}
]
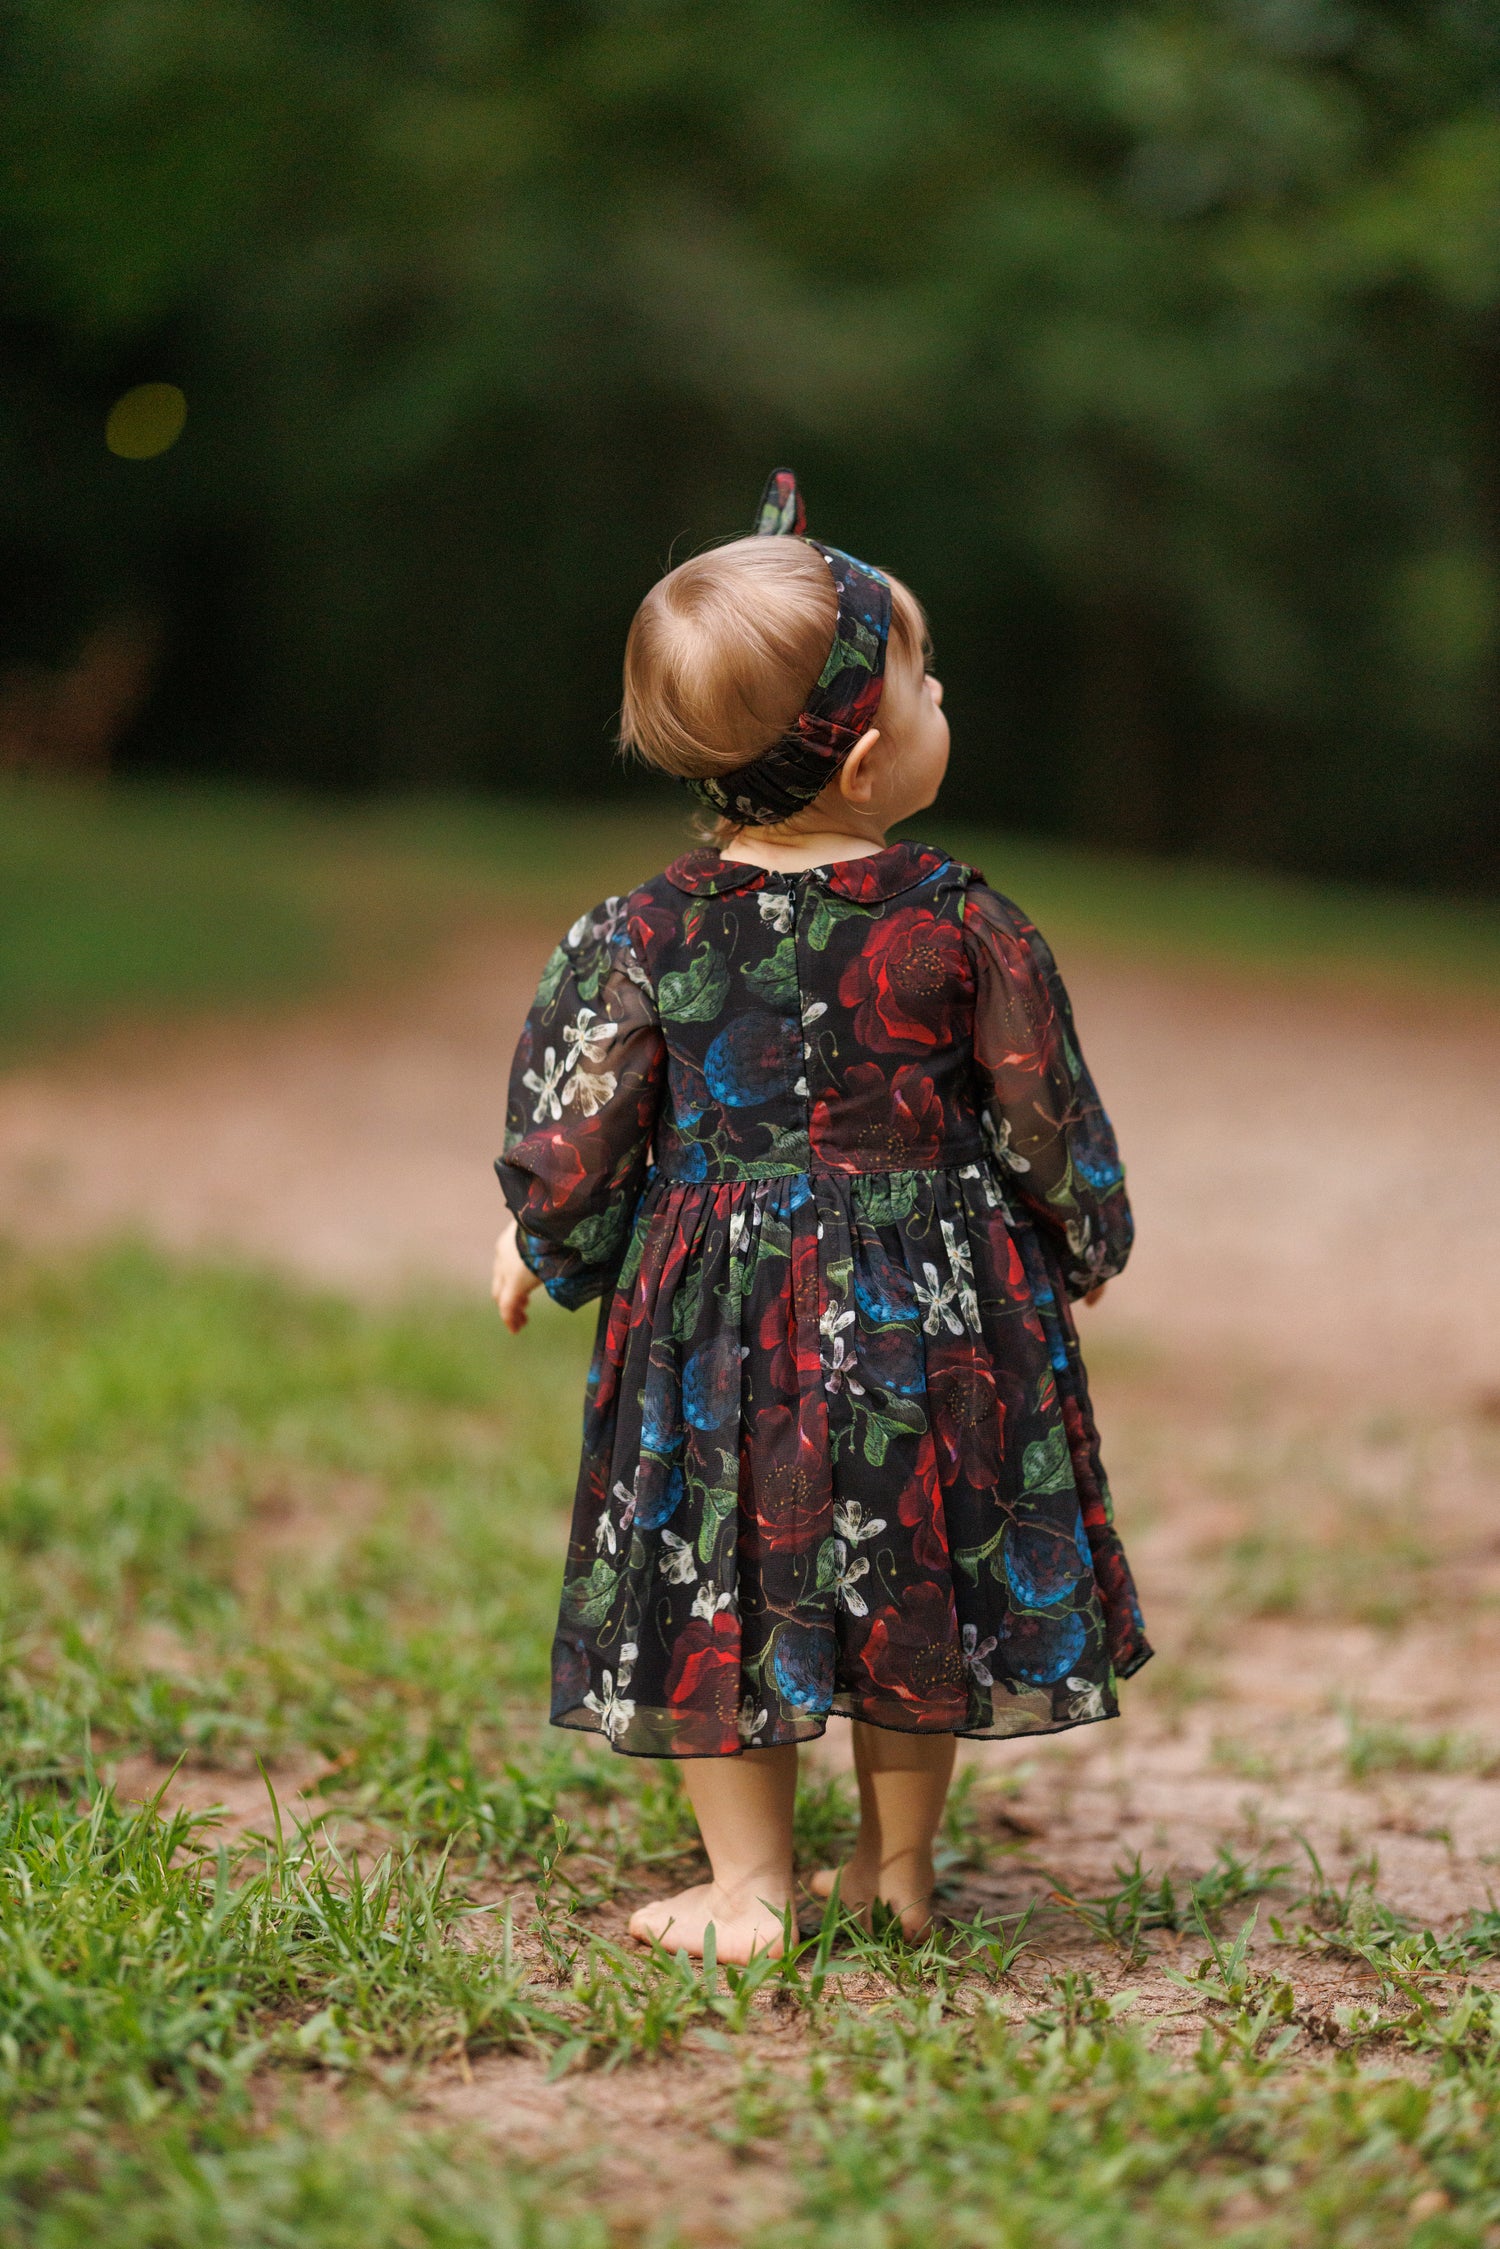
[{"xmin": 687, "ymin": 469, "xmax": 892, "ymax": 827}]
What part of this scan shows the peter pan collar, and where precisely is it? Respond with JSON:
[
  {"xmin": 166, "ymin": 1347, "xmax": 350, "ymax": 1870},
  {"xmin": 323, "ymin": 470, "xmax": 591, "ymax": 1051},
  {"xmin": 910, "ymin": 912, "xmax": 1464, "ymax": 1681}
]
[{"xmin": 663, "ymin": 840, "xmax": 953, "ymax": 904}]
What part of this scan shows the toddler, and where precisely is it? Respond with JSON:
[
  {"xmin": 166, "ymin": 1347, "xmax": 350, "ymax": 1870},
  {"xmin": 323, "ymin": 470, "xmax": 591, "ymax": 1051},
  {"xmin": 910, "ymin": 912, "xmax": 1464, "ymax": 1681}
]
[{"xmin": 493, "ymin": 472, "xmax": 1150, "ymax": 1961}]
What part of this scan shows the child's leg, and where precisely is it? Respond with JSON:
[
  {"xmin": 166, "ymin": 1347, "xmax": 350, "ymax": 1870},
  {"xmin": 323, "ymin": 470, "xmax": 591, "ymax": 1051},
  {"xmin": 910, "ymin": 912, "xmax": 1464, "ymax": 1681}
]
[
  {"xmin": 627, "ymin": 1743, "xmax": 797, "ymax": 1963},
  {"xmin": 810, "ymin": 1723, "xmax": 955, "ymax": 1939}
]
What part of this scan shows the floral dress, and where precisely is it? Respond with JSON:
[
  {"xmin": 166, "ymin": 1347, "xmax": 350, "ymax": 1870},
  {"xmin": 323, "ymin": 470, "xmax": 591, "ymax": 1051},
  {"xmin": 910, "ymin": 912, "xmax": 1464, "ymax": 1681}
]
[{"xmin": 498, "ymin": 841, "xmax": 1151, "ymax": 1757}]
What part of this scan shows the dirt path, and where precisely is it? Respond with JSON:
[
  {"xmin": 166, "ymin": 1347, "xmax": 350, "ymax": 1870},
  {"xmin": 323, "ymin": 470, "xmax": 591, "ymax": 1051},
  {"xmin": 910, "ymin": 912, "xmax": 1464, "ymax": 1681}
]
[
  {"xmin": 1, "ymin": 924, "xmax": 1496, "ymax": 1406},
  {"xmin": 12, "ymin": 919, "xmax": 1498, "ymax": 2236}
]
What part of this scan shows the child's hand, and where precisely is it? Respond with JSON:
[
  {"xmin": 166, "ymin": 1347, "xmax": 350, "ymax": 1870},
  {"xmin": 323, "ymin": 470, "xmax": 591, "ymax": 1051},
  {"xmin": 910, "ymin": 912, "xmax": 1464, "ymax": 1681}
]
[
  {"xmin": 492, "ymin": 1220, "xmax": 542, "ymax": 1333},
  {"xmin": 1083, "ymin": 1282, "xmax": 1108, "ymax": 1308}
]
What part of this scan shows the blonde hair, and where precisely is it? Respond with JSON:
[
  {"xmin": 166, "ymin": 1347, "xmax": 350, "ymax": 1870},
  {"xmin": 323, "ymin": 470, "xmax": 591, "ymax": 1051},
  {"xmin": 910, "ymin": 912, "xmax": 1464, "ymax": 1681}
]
[{"xmin": 620, "ymin": 536, "xmax": 928, "ymax": 787}]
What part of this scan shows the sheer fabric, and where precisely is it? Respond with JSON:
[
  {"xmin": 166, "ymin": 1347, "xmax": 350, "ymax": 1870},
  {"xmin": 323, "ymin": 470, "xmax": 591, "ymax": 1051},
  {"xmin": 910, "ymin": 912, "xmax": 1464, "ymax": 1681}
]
[{"xmin": 498, "ymin": 843, "xmax": 1150, "ymax": 1756}]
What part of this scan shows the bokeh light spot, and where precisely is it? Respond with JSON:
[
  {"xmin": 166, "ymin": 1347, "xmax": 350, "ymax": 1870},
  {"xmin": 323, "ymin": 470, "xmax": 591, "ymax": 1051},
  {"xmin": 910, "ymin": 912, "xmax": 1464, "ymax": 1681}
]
[{"xmin": 105, "ymin": 383, "xmax": 187, "ymax": 460}]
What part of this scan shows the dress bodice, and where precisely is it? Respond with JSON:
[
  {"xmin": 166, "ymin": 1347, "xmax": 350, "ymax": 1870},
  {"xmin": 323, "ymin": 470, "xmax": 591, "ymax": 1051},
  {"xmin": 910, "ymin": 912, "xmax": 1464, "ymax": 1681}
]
[
  {"xmin": 631, "ymin": 845, "xmax": 985, "ymax": 1180},
  {"xmin": 500, "ymin": 839, "xmax": 1129, "ymax": 1309}
]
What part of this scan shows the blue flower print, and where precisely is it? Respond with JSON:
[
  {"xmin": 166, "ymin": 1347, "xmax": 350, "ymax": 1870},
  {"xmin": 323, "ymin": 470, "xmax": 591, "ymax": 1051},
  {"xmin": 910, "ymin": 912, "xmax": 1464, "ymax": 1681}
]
[
  {"xmin": 855, "ymin": 1237, "xmax": 918, "ymax": 1324},
  {"xmin": 682, "ymin": 1337, "xmax": 743, "ymax": 1431},
  {"xmin": 1003, "ymin": 1513, "xmax": 1091, "ymax": 1608},
  {"xmin": 635, "ymin": 1459, "xmax": 686, "ymax": 1532},
  {"xmin": 771, "ymin": 1622, "xmax": 835, "ymax": 1715},
  {"xmin": 999, "ymin": 1606, "xmax": 1089, "ymax": 1685},
  {"xmin": 704, "ymin": 1014, "xmax": 803, "ymax": 1106},
  {"xmin": 640, "ymin": 1354, "xmax": 683, "ymax": 1456}
]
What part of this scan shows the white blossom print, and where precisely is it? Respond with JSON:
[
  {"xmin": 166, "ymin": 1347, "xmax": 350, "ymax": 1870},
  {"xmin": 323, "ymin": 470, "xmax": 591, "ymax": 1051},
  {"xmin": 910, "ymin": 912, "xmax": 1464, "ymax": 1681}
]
[
  {"xmin": 563, "ymin": 1067, "xmax": 618, "ymax": 1117},
  {"xmin": 500, "ymin": 852, "xmax": 1152, "ymax": 1757},
  {"xmin": 818, "ymin": 1302, "xmax": 864, "ymax": 1396},
  {"xmin": 914, "ymin": 1261, "xmax": 963, "ymax": 1337},
  {"xmin": 737, "ymin": 1697, "xmax": 770, "ymax": 1745},
  {"xmin": 833, "ymin": 1500, "xmax": 886, "ymax": 1546},
  {"xmin": 583, "ymin": 1666, "xmax": 636, "ymax": 1742},
  {"xmin": 962, "ymin": 1622, "xmax": 998, "ymax": 1688},
  {"xmin": 1066, "ymin": 1218, "xmax": 1106, "ymax": 1281},
  {"xmin": 563, "ymin": 1007, "xmax": 619, "ymax": 1072},
  {"xmin": 960, "ymin": 1158, "xmax": 1003, "ymax": 1210},
  {"xmin": 831, "ymin": 1539, "xmax": 870, "ymax": 1616},
  {"xmin": 659, "ymin": 1530, "xmax": 698, "ymax": 1585},
  {"xmin": 521, "ymin": 1045, "xmax": 567, "ymax": 1122},
  {"xmin": 1064, "ymin": 1674, "xmax": 1107, "ymax": 1722},
  {"xmin": 940, "ymin": 1217, "xmax": 983, "ymax": 1333},
  {"xmin": 987, "ymin": 1112, "xmax": 1032, "ymax": 1174}
]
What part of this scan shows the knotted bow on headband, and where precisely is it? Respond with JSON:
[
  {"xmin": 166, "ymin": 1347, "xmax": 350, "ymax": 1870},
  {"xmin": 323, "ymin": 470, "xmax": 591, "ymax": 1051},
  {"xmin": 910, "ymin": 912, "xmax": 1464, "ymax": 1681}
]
[{"xmin": 687, "ymin": 470, "xmax": 891, "ymax": 827}]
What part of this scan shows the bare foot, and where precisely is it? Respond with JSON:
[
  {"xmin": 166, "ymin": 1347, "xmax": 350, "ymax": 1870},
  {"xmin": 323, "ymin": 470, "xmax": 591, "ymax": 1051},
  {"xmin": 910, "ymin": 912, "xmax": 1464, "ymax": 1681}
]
[
  {"xmin": 808, "ymin": 1859, "xmax": 935, "ymax": 1941},
  {"xmin": 626, "ymin": 1879, "xmax": 791, "ymax": 1963}
]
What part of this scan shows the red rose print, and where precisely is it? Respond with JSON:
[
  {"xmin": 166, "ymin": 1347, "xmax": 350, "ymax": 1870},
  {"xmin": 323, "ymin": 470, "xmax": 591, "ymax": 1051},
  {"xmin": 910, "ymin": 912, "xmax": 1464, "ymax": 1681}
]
[
  {"xmin": 895, "ymin": 1444, "xmax": 952, "ymax": 1572},
  {"xmin": 838, "ymin": 909, "xmax": 969, "ymax": 1051},
  {"xmin": 856, "ymin": 1580, "xmax": 967, "ymax": 1722},
  {"xmin": 740, "ymin": 1404, "xmax": 828, "ymax": 1556},
  {"xmin": 501, "ymin": 853, "xmax": 1151, "ymax": 1756},
  {"xmin": 928, "ymin": 1347, "xmax": 1005, "ymax": 1489},
  {"xmin": 818, "ymin": 1063, "xmax": 944, "ymax": 1169},
  {"xmin": 665, "ymin": 1608, "xmax": 742, "ymax": 1721}
]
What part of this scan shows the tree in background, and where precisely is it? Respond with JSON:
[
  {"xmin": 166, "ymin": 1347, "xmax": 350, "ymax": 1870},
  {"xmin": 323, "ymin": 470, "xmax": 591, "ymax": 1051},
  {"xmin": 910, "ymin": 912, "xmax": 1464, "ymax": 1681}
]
[{"xmin": 2, "ymin": 0, "xmax": 1498, "ymax": 884}]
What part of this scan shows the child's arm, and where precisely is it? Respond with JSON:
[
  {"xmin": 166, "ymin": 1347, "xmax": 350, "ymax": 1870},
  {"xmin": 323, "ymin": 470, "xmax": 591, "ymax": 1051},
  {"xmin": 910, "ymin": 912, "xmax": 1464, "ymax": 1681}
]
[
  {"xmin": 495, "ymin": 902, "xmax": 666, "ymax": 1316},
  {"xmin": 963, "ymin": 882, "xmax": 1132, "ymax": 1301},
  {"xmin": 492, "ymin": 1218, "xmax": 540, "ymax": 1333}
]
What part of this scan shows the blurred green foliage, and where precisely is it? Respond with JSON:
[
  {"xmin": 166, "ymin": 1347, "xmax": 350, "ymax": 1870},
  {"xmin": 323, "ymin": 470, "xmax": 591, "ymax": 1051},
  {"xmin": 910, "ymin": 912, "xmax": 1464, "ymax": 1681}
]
[
  {"xmin": 6, "ymin": 781, "xmax": 1500, "ymax": 1061},
  {"xmin": 2, "ymin": 2, "xmax": 1498, "ymax": 884}
]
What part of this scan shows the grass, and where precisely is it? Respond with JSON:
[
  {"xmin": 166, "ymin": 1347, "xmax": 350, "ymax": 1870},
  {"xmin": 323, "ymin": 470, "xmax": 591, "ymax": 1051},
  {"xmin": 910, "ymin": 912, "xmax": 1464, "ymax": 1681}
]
[
  {"xmin": 0, "ymin": 783, "xmax": 686, "ymax": 1058},
  {"xmin": 1343, "ymin": 1711, "xmax": 1500, "ymax": 1785},
  {"xmin": 0, "ymin": 1238, "xmax": 1499, "ymax": 2241},
  {"xmin": 6, "ymin": 778, "xmax": 1500, "ymax": 1060},
  {"xmin": 743, "ymin": 1985, "xmax": 1500, "ymax": 2247}
]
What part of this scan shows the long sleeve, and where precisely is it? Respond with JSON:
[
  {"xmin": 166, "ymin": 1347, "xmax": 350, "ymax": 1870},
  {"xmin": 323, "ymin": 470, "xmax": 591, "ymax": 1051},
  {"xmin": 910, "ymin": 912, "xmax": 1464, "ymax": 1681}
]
[
  {"xmin": 496, "ymin": 898, "xmax": 666, "ymax": 1309},
  {"xmin": 963, "ymin": 882, "xmax": 1132, "ymax": 1299}
]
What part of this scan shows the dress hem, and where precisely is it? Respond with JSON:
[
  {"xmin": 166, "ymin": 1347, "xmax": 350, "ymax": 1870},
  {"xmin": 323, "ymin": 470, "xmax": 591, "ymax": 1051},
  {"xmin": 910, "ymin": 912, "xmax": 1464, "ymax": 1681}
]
[{"xmin": 549, "ymin": 1643, "xmax": 1152, "ymax": 1760}]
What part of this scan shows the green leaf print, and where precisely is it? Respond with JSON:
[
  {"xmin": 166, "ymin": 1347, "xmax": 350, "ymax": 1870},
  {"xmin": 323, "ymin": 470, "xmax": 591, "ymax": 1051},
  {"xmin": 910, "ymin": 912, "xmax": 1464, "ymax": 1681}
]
[
  {"xmin": 742, "ymin": 936, "xmax": 799, "ymax": 1005},
  {"xmin": 856, "ymin": 1171, "xmax": 921, "ymax": 1226},
  {"xmin": 815, "ymin": 1538, "xmax": 840, "ymax": 1590},
  {"xmin": 565, "ymin": 1557, "xmax": 621, "ymax": 1628},
  {"xmin": 863, "ymin": 1422, "xmax": 889, "ymax": 1467},
  {"xmin": 694, "ymin": 1453, "xmax": 737, "ymax": 1562},
  {"xmin": 671, "ymin": 1262, "xmax": 705, "ymax": 1341},
  {"xmin": 566, "ymin": 1208, "xmax": 624, "ymax": 1264},
  {"xmin": 804, "ymin": 892, "xmax": 865, "ymax": 952},
  {"xmin": 658, "ymin": 944, "xmax": 730, "ymax": 1022},
  {"xmin": 1021, "ymin": 1424, "xmax": 1074, "ymax": 1495},
  {"xmin": 816, "ymin": 618, "xmax": 879, "ymax": 687},
  {"xmin": 953, "ymin": 1526, "xmax": 1007, "ymax": 1585},
  {"xmin": 617, "ymin": 1213, "xmax": 648, "ymax": 1294},
  {"xmin": 575, "ymin": 947, "xmax": 610, "ymax": 1004},
  {"xmin": 536, "ymin": 945, "xmax": 570, "ymax": 1009}
]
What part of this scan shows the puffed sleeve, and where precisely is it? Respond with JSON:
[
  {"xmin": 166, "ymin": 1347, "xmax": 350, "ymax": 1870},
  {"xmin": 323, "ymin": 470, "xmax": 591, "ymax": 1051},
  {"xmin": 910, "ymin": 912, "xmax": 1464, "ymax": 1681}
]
[
  {"xmin": 962, "ymin": 881, "xmax": 1132, "ymax": 1299},
  {"xmin": 496, "ymin": 897, "xmax": 667, "ymax": 1309}
]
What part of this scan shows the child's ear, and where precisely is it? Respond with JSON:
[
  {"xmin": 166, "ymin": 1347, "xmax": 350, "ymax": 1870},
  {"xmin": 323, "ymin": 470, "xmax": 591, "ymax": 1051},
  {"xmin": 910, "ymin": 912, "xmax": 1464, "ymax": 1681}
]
[{"xmin": 838, "ymin": 729, "xmax": 881, "ymax": 809}]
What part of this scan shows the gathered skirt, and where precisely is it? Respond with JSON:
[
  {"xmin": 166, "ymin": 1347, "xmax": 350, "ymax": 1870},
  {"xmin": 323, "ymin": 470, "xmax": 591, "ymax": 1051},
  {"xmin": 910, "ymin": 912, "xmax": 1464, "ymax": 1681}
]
[{"xmin": 550, "ymin": 1160, "xmax": 1151, "ymax": 1757}]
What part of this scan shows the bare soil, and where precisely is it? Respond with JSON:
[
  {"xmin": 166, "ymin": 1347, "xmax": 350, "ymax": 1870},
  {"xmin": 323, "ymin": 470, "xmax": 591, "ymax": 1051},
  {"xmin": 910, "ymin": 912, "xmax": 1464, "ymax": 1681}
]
[
  {"xmin": 7, "ymin": 921, "xmax": 1500, "ymax": 2237},
  {"xmin": 1, "ymin": 927, "xmax": 1497, "ymax": 1406}
]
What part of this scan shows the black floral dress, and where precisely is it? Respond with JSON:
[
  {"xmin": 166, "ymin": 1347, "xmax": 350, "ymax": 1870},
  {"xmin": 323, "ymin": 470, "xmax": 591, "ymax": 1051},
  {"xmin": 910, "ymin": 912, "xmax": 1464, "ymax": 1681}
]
[{"xmin": 498, "ymin": 842, "xmax": 1151, "ymax": 1758}]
